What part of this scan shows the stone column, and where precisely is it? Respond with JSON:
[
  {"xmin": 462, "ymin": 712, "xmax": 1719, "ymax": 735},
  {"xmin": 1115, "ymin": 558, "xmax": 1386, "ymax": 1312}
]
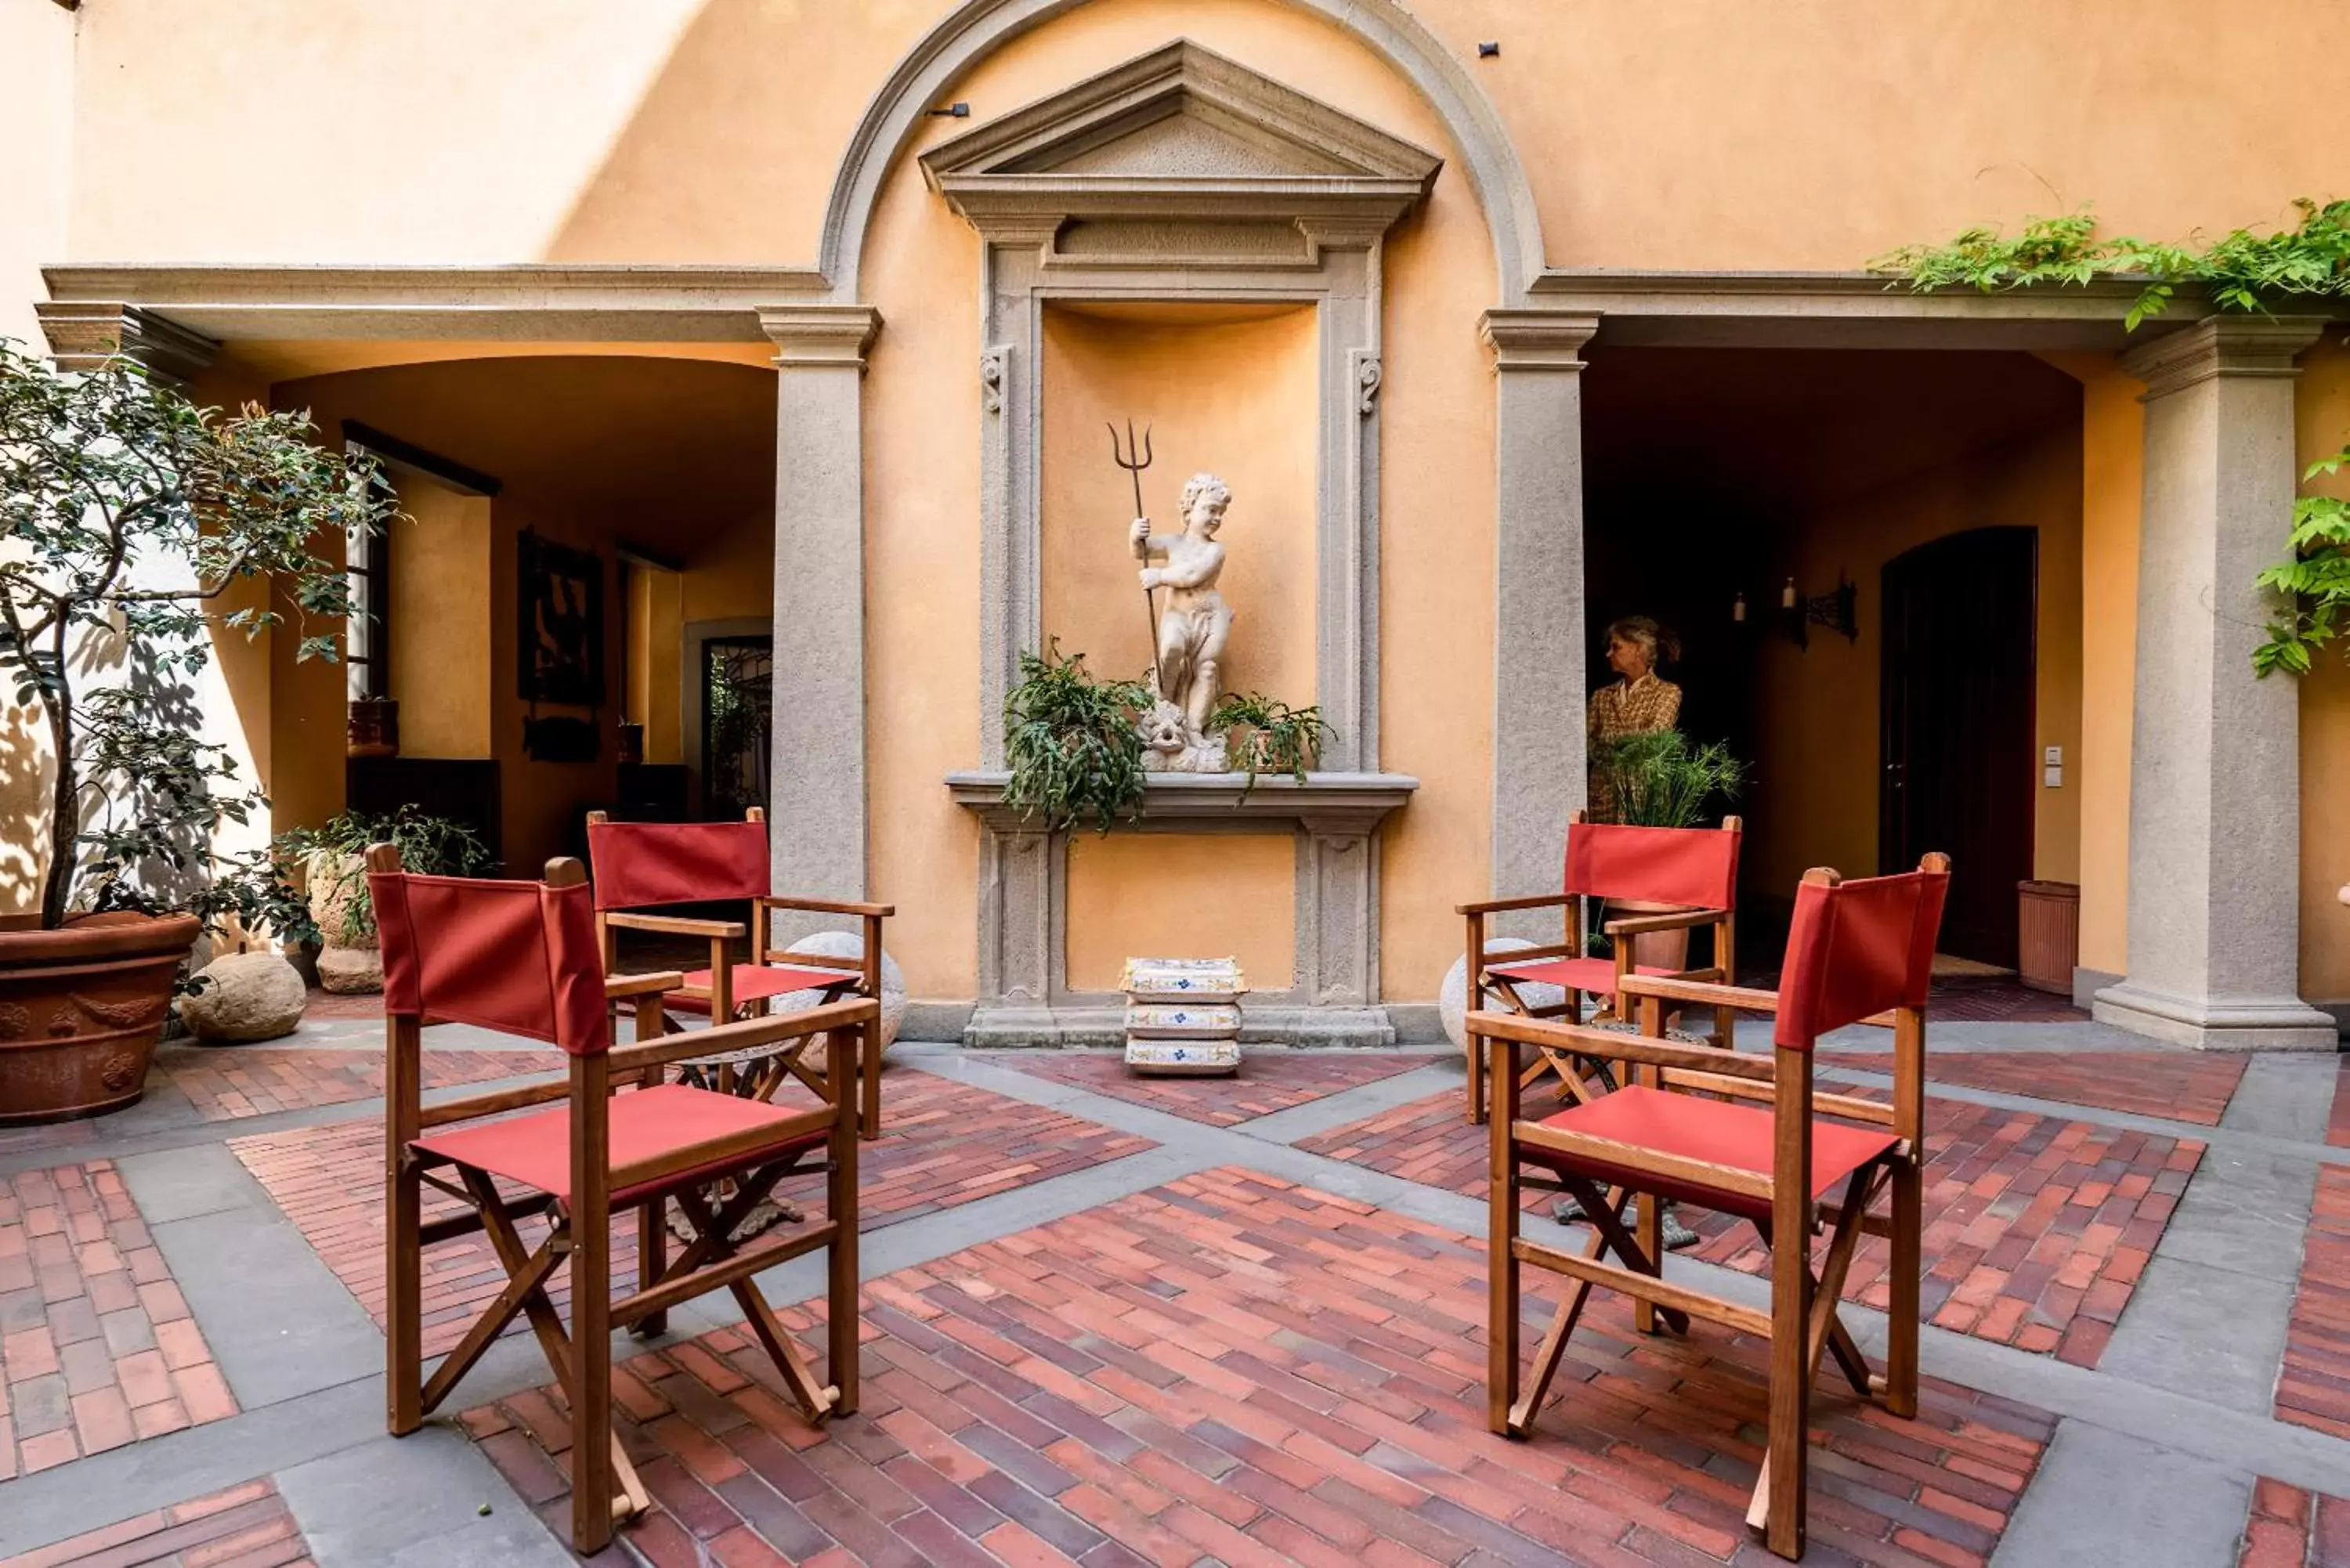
[
  {"xmin": 1480, "ymin": 311, "xmax": 1598, "ymax": 932},
  {"xmin": 2093, "ymin": 317, "xmax": 2337, "ymax": 1050},
  {"xmin": 760, "ymin": 305, "xmax": 880, "ymax": 924}
]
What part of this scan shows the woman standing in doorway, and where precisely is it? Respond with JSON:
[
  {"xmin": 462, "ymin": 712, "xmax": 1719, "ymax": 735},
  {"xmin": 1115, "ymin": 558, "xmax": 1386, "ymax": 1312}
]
[{"xmin": 1587, "ymin": 615, "xmax": 1683, "ymax": 820}]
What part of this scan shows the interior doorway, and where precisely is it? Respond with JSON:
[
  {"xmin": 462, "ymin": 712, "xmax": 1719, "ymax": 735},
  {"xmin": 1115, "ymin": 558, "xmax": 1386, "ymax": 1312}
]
[
  {"xmin": 700, "ymin": 634, "xmax": 773, "ymax": 821},
  {"xmin": 1880, "ymin": 527, "xmax": 2038, "ymax": 966}
]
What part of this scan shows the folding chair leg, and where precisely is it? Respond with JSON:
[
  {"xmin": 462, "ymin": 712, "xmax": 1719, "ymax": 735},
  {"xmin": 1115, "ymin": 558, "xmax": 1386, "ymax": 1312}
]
[
  {"xmin": 1560, "ymin": 1176, "xmax": 1689, "ymax": 1336},
  {"xmin": 859, "ymin": 1023, "xmax": 882, "ymax": 1142},
  {"xmin": 1506, "ymin": 1233, "xmax": 1600, "ymax": 1438},
  {"xmin": 735, "ymin": 1277, "xmax": 837, "ymax": 1420},
  {"xmin": 1487, "ymin": 1034, "xmax": 1520, "ymax": 1432},
  {"xmin": 1885, "ymin": 1156, "xmax": 1921, "ymax": 1418},
  {"xmin": 1634, "ymin": 1187, "xmax": 1664, "ymax": 1336},
  {"xmin": 830, "ymin": 1034, "xmax": 862, "ymax": 1416},
  {"xmin": 387, "ymin": 1154, "xmax": 423, "ymax": 1436},
  {"xmin": 635, "ymin": 1198, "xmax": 668, "ymax": 1340}
]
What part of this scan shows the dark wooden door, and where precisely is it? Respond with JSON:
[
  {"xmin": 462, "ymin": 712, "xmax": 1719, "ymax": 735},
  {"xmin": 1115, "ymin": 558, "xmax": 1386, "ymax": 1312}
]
[{"xmin": 1879, "ymin": 527, "xmax": 2037, "ymax": 967}]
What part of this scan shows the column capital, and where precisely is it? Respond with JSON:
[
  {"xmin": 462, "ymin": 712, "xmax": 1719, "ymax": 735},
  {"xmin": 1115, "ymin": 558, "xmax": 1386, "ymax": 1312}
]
[
  {"xmin": 1479, "ymin": 309, "xmax": 1599, "ymax": 371},
  {"xmin": 2120, "ymin": 315, "xmax": 2328, "ymax": 400},
  {"xmin": 33, "ymin": 302, "xmax": 218, "ymax": 390},
  {"xmin": 758, "ymin": 304, "xmax": 881, "ymax": 370}
]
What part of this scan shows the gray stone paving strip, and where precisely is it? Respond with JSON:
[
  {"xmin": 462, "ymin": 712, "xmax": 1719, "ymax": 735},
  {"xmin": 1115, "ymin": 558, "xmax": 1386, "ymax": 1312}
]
[
  {"xmin": 278, "ymin": 1423, "xmax": 577, "ymax": 1568},
  {"xmin": 119, "ymin": 1143, "xmax": 389, "ymax": 1411},
  {"xmin": 2222, "ymin": 1053, "xmax": 2341, "ymax": 1142},
  {"xmin": 1990, "ymin": 1422, "xmax": 2254, "ymax": 1568}
]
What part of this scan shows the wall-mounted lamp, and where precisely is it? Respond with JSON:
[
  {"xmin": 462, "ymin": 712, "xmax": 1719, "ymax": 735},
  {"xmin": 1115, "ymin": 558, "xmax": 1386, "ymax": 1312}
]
[{"xmin": 1775, "ymin": 573, "xmax": 1859, "ymax": 649}]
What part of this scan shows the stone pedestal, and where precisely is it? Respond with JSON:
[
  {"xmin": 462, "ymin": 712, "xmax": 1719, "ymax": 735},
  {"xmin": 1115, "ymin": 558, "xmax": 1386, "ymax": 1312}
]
[
  {"xmin": 2092, "ymin": 318, "xmax": 2339, "ymax": 1050},
  {"xmin": 948, "ymin": 771, "xmax": 1415, "ymax": 1046}
]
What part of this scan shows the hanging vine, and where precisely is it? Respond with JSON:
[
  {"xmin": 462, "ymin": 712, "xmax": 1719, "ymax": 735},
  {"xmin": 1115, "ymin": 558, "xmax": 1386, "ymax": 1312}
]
[{"xmin": 1872, "ymin": 199, "xmax": 2350, "ymax": 674}]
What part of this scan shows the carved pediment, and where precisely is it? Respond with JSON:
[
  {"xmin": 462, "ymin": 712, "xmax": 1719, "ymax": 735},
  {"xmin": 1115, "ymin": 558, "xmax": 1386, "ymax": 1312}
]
[{"xmin": 920, "ymin": 40, "xmax": 1441, "ymax": 244}]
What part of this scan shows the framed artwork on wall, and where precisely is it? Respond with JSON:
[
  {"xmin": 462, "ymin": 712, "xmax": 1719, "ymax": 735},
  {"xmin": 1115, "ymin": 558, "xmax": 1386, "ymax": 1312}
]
[{"xmin": 517, "ymin": 532, "xmax": 605, "ymax": 707}]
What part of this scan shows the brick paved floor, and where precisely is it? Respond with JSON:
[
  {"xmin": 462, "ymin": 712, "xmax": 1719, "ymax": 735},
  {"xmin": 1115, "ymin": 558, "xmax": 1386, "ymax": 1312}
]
[
  {"xmin": 993, "ymin": 1051, "xmax": 1434, "ymax": 1128},
  {"xmin": 230, "ymin": 1069, "xmax": 1154, "ymax": 1359},
  {"xmin": 0, "ymin": 1477, "xmax": 312, "ymax": 1567},
  {"xmin": 1300, "ymin": 1090, "xmax": 2196, "ymax": 1366},
  {"xmin": 1818, "ymin": 1050, "xmax": 2248, "ymax": 1127},
  {"xmin": 1921, "ymin": 981, "xmax": 2088, "ymax": 1025},
  {"xmin": 161, "ymin": 1043, "xmax": 566, "ymax": 1122},
  {"xmin": 2240, "ymin": 1476, "xmax": 2350, "ymax": 1568},
  {"xmin": 465, "ymin": 1165, "xmax": 2052, "ymax": 1567},
  {"xmin": 2277, "ymin": 1165, "xmax": 2350, "ymax": 1441},
  {"xmin": 0, "ymin": 1162, "xmax": 237, "ymax": 1479}
]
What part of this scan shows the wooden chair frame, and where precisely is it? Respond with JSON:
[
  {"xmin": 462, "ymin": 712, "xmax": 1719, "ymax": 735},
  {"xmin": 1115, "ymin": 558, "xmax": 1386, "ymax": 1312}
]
[
  {"xmin": 375, "ymin": 847, "xmax": 876, "ymax": 1555},
  {"xmin": 587, "ymin": 806, "xmax": 893, "ymax": 1140},
  {"xmin": 1478, "ymin": 858, "xmax": 1940, "ymax": 1561},
  {"xmin": 1458, "ymin": 811, "xmax": 1741, "ymax": 1125}
]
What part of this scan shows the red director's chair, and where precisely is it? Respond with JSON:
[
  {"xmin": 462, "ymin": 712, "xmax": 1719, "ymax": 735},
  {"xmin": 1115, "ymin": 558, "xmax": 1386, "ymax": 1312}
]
[
  {"xmin": 1459, "ymin": 812, "xmax": 1742, "ymax": 1123},
  {"xmin": 586, "ymin": 808, "xmax": 892, "ymax": 1139},
  {"xmin": 1474, "ymin": 855, "xmax": 1948, "ymax": 1560},
  {"xmin": 372, "ymin": 846, "xmax": 872, "ymax": 1555}
]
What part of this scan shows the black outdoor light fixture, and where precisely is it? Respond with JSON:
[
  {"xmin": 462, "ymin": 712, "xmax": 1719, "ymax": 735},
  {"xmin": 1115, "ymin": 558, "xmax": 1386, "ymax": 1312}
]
[{"xmin": 1733, "ymin": 574, "xmax": 1859, "ymax": 649}]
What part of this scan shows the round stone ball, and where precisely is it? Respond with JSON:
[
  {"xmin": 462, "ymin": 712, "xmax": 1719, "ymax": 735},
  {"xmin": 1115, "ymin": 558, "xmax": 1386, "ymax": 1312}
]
[
  {"xmin": 1437, "ymin": 935, "xmax": 1567, "ymax": 1056},
  {"xmin": 178, "ymin": 951, "xmax": 309, "ymax": 1044},
  {"xmin": 778, "ymin": 931, "xmax": 907, "ymax": 1052}
]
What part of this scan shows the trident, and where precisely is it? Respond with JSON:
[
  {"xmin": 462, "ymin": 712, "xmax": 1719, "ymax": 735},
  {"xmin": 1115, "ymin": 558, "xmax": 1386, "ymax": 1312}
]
[{"xmin": 1108, "ymin": 419, "xmax": 1161, "ymax": 683}]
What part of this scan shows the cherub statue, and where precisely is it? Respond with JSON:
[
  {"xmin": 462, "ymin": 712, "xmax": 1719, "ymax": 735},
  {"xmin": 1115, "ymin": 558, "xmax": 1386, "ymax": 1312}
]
[{"xmin": 1131, "ymin": 473, "xmax": 1236, "ymax": 767}]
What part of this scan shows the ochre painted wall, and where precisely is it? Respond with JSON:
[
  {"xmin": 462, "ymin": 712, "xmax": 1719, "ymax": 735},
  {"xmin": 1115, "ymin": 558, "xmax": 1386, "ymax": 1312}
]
[
  {"xmin": 1742, "ymin": 425, "xmax": 2084, "ymax": 907},
  {"xmin": 1039, "ymin": 303, "xmax": 1319, "ymax": 706},
  {"xmin": 0, "ymin": 0, "xmax": 73, "ymax": 351},
  {"xmin": 859, "ymin": 0, "xmax": 1497, "ymax": 1003},
  {"xmin": 52, "ymin": 1, "xmax": 2350, "ymax": 278},
  {"xmin": 389, "ymin": 475, "xmax": 494, "ymax": 759},
  {"xmin": 2044, "ymin": 353, "xmax": 2145, "ymax": 980},
  {"xmin": 2298, "ymin": 334, "xmax": 2350, "ymax": 1003},
  {"xmin": 1065, "ymin": 833, "xmax": 1296, "ymax": 992},
  {"xmin": 627, "ymin": 565, "xmax": 685, "ymax": 766}
]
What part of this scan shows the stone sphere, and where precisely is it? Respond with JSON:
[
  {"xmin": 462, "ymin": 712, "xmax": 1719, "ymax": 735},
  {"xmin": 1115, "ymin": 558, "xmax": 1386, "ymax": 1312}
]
[
  {"xmin": 1437, "ymin": 935, "xmax": 1566, "ymax": 1056},
  {"xmin": 777, "ymin": 931, "xmax": 907, "ymax": 1052},
  {"xmin": 316, "ymin": 943, "xmax": 384, "ymax": 995},
  {"xmin": 178, "ymin": 951, "xmax": 308, "ymax": 1043}
]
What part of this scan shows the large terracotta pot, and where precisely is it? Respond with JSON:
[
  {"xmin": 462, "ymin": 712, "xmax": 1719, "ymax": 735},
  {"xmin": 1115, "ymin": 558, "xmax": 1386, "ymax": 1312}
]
[{"xmin": 0, "ymin": 912, "xmax": 201, "ymax": 1122}]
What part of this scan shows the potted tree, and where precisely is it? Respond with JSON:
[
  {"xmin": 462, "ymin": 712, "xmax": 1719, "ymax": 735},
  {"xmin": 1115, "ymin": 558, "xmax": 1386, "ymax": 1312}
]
[{"xmin": 0, "ymin": 341, "xmax": 395, "ymax": 1120}]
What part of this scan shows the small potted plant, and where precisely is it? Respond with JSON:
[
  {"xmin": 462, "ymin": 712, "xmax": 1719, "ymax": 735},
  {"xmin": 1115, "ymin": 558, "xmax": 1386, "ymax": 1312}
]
[
  {"xmin": 0, "ymin": 341, "xmax": 396, "ymax": 1120},
  {"xmin": 1002, "ymin": 642, "xmax": 1155, "ymax": 833},
  {"xmin": 1207, "ymin": 692, "xmax": 1331, "ymax": 797},
  {"xmin": 273, "ymin": 806, "xmax": 490, "ymax": 992}
]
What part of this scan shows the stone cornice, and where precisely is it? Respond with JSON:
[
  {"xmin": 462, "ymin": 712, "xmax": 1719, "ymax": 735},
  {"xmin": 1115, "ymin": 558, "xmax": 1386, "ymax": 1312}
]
[
  {"xmin": 2119, "ymin": 315, "xmax": 2330, "ymax": 400},
  {"xmin": 1479, "ymin": 309, "xmax": 1599, "ymax": 371},
  {"xmin": 32, "ymin": 302, "xmax": 219, "ymax": 388},
  {"xmin": 944, "ymin": 770, "xmax": 1416, "ymax": 836},
  {"xmin": 40, "ymin": 262, "xmax": 826, "ymax": 343},
  {"xmin": 757, "ymin": 305, "xmax": 882, "ymax": 370}
]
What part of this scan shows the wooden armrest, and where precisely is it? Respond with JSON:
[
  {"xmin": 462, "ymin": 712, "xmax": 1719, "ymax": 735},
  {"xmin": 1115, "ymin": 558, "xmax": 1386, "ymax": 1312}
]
[
  {"xmin": 1480, "ymin": 942, "xmax": 1577, "ymax": 968},
  {"xmin": 604, "ymin": 912, "xmax": 747, "ymax": 940},
  {"xmin": 605, "ymin": 995, "xmax": 880, "ymax": 1078},
  {"xmin": 760, "ymin": 895, "xmax": 896, "ymax": 919},
  {"xmin": 603, "ymin": 970, "xmax": 687, "ymax": 999},
  {"xmin": 1456, "ymin": 893, "xmax": 1571, "ymax": 916},
  {"xmin": 1603, "ymin": 907, "xmax": 1727, "ymax": 937},
  {"xmin": 1614, "ymin": 974, "xmax": 1781, "ymax": 1012},
  {"xmin": 1466, "ymin": 1010, "xmax": 1776, "ymax": 1082}
]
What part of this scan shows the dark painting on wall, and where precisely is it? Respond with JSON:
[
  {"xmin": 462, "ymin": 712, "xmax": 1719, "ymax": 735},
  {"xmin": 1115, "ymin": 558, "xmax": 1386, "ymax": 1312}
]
[{"xmin": 517, "ymin": 533, "xmax": 605, "ymax": 706}]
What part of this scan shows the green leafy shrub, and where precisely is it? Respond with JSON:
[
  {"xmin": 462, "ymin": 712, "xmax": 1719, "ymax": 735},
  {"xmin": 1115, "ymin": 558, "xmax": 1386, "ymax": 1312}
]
[
  {"xmin": 1207, "ymin": 692, "xmax": 1331, "ymax": 796},
  {"xmin": 1592, "ymin": 731, "xmax": 1748, "ymax": 829},
  {"xmin": 271, "ymin": 806, "xmax": 492, "ymax": 947},
  {"xmin": 1002, "ymin": 642, "xmax": 1154, "ymax": 833}
]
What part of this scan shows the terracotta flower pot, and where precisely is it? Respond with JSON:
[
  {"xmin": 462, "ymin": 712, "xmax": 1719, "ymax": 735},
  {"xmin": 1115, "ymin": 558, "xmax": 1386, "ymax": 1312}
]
[{"xmin": 0, "ymin": 911, "xmax": 201, "ymax": 1122}]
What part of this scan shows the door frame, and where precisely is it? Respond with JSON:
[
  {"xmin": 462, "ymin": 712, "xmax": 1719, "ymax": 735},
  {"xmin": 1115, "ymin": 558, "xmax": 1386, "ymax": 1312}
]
[{"xmin": 682, "ymin": 617, "xmax": 772, "ymax": 819}]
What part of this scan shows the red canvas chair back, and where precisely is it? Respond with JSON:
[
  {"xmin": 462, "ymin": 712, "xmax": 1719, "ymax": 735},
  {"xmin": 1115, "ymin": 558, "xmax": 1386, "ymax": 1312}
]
[
  {"xmin": 1773, "ymin": 866, "xmax": 1949, "ymax": 1050},
  {"xmin": 371, "ymin": 870, "xmax": 610, "ymax": 1055},
  {"xmin": 587, "ymin": 819, "xmax": 768, "ymax": 909},
  {"xmin": 1562, "ymin": 820, "xmax": 1741, "ymax": 910}
]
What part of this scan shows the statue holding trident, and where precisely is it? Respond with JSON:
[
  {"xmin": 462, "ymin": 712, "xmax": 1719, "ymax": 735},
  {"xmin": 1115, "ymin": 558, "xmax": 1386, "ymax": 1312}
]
[{"xmin": 1123, "ymin": 458, "xmax": 1236, "ymax": 773}]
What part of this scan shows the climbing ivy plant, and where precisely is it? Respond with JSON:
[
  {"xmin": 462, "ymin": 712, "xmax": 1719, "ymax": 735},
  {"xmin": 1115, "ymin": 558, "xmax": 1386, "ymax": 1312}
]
[{"xmin": 1874, "ymin": 200, "xmax": 2350, "ymax": 674}]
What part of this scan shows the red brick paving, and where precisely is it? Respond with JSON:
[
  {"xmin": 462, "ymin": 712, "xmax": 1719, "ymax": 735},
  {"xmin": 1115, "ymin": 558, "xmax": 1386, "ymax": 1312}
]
[
  {"xmin": 2277, "ymin": 1165, "xmax": 2350, "ymax": 1441},
  {"xmin": 993, "ymin": 1051, "xmax": 1434, "ymax": 1127},
  {"xmin": 466, "ymin": 1165, "xmax": 2052, "ymax": 1567},
  {"xmin": 1818, "ymin": 1050, "xmax": 2247, "ymax": 1127},
  {"xmin": 0, "ymin": 1477, "xmax": 313, "ymax": 1567},
  {"xmin": 0, "ymin": 1162, "xmax": 237, "ymax": 1479},
  {"xmin": 1300, "ymin": 1089, "xmax": 2198, "ymax": 1366},
  {"xmin": 230, "ymin": 1069, "xmax": 1152, "ymax": 1359},
  {"xmin": 162, "ymin": 1044, "xmax": 565, "ymax": 1122},
  {"xmin": 1922, "ymin": 980, "xmax": 2088, "ymax": 1025},
  {"xmin": 2240, "ymin": 1477, "xmax": 2350, "ymax": 1568}
]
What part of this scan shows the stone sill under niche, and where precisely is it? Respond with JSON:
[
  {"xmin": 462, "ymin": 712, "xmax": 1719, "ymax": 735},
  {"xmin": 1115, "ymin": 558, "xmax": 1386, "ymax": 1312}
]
[{"xmin": 944, "ymin": 770, "xmax": 1418, "ymax": 1047}]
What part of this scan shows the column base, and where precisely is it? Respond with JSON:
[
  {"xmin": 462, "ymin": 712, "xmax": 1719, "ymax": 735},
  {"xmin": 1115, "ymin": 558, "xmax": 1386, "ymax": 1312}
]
[
  {"xmin": 962, "ymin": 1003, "xmax": 1399, "ymax": 1050},
  {"xmin": 2090, "ymin": 981, "xmax": 2340, "ymax": 1051}
]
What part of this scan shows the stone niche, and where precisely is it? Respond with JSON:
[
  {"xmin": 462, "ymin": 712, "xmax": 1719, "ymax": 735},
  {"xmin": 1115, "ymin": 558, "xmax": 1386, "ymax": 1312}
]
[{"xmin": 932, "ymin": 40, "xmax": 1431, "ymax": 1046}]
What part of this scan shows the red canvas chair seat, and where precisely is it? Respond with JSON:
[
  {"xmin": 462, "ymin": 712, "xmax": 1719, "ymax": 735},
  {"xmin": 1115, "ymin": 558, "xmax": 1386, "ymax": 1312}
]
[
  {"xmin": 1485, "ymin": 956, "xmax": 1676, "ymax": 997},
  {"xmin": 413, "ymin": 1084, "xmax": 829, "ymax": 1205},
  {"xmin": 666, "ymin": 963, "xmax": 861, "ymax": 1016},
  {"xmin": 1524, "ymin": 1087, "xmax": 1898, "ymax": 1227}
]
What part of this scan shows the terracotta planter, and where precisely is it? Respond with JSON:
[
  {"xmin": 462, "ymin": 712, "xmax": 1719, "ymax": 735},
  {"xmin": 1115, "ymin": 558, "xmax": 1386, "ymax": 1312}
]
[
  {"xmin": 0, "ymin": 912, "xmax": 201, "ymax": 1122},
  {"xmin": 1607, "ymin": 897, "xmax": 1691, "ymax": 974}
]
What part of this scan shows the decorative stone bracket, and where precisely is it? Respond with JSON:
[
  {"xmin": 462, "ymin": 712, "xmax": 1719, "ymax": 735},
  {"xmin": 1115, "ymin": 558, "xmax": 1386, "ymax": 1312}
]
[{"xmin": 946, "ymin": 771, "xmax": 1415, "ymax": 1046}]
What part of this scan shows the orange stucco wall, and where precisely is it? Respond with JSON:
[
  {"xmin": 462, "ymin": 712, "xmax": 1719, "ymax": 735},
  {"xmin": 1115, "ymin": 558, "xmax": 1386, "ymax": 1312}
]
[
  {"xmin": 2298, "ymin": 334, "xmax": 2350, "ymax": 1003},
  {"xmin": 1065, "ymin": 833, "xmax": 1296, "ymax": 992},
  {"xmin": 389, "ymin": 475, "xmax": 494, "ymax": 760}
]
